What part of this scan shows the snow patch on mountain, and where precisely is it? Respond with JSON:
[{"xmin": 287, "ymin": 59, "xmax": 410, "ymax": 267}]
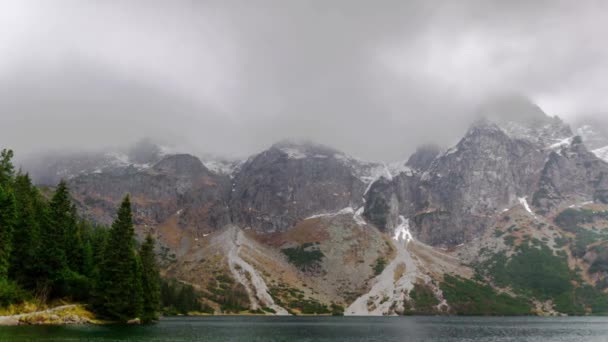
[
  {"xmin": 498, "ymin": 119, "xmax": 572, "ymax": 148},
  {"xmin": 387, "ymin": 161, "xmax": 413, "ymax": 178},
  {"xmin": 104, "ymin": 152, "xmax": 153, "ymax": 171},
  {"xmin": 353, "ymin": 206, "xmax": 366, "ymax": 226},
  {"xmin": 547, "ymin": 137, "xmax": 574, "ymax": 150},
  {"xmin": 356, "ymin": 161, "xmax": 413, "ymax": 196},
  {"xmin": 226, "ymin": 226, "xmax": 289, "ymax": 315},
  {"xmin": 346, "ymin": 217, "xmax": 419, "ymax": 315},
  {"xmin": 306, "ymin": 206, "xmax": 367, "ymax": 226},
  {"xmin": 443, "ymin": 146, "xmax": 459, "ymax": 156},
  {"xmin": 202, "ymin": 158, "xmax": 243, "ymax": 176},
  {"xmin": 593, "ymin": 146, "xmax": 608, "ymax": 162},
  {"xmin": 393, "ymin": 216, "xmax": 413, "ymax": 243},
  {"xmin": 279, "ymin": 147, "xmax": 307, "ymax": 159},
  {"xmin": 518, "ymin": 197, "xmax": 537, "ymax": 219}
]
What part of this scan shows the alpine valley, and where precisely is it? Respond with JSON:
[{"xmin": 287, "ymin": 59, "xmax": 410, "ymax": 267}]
[{"xmin": 20, "ymin": 97, "xmax": 608, "ymax": 316}]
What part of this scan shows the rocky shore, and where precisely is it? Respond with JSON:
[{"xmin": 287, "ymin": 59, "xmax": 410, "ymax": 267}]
[{"xmin": 0, "ymin": 304, "xmax": 98, "ymax": 326}]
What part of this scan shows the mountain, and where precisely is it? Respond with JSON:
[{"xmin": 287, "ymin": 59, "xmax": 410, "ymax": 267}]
[
  {"xmin": 20, "ymin": 97, "xmax": 608, "ymax": 316},
  {"xmin": 19, "ymin": 139, "xmax": 168, "ymax": 186},
  {"xmin": 533, "ymin": 136, "xmax": 608, "ymax": 211},
  {"xmin": 229, "ymin": 140, "xmax": 394, "ymax": 233},
  {"xmin": 576, "ymin": 124, "xmax": 608, "ymax": 163},
  {"xmin": 68, "ymin": 152, "xmax": 233, "ymax": 234},
  {"xmin": 364, "ymin": 97, "xmax": 575, "ymax": 247}
]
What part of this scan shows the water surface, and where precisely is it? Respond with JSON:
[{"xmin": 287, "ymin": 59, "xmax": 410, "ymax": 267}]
[{"xmin": 1, "ymin": 316, "xmax": 607, "ymax": 341}]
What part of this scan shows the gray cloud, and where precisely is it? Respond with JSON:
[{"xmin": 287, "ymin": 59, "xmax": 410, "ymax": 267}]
[{"xmin": 1, "ymin": 0, "xmax": 607, "ymax": 162}]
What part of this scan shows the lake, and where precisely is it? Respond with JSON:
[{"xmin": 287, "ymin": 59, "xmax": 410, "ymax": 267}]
[{"xmin": 0, "ymin": 316, "xmax": 607, "ymax": 341}]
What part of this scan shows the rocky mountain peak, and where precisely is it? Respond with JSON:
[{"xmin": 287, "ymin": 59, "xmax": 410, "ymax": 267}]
[
  {"xmin": 575, "ymin": 124, "xmax": 608, "ymax": 162},
  {"xmin": 20, "ymin": 139, "xmax": 172, "ymax": 185},
  {"xmin": 473, "ymin": 95, "xmax": 573, "ymax": 148},
  {"xmin": 477, "ymin": 94, "xmax": 551, "ymax": 126},
  {"xmin": 465, "ymin": 118, "xmax": 507, "ymax": 137},
  {"xmin": 229, "ymin": 140, "xmax": 368, "ymax": 232},
  {"xmin": 406, "ymin": 144, "xmax": 441, "ymax": 171},
  {"xmin": 152, "ymin": 154, "xmax": 208, "ymax": 178},
  {"xmin": 533, "ymin": 136, "xmax": 608, "ymax": 211},
  {"xmin": 126, "ymin": 138, "xmax": 166, "ymax": 164},
  {"xmin": 269, "ymin": 139, "xmax": 342, "ymax": 160}
]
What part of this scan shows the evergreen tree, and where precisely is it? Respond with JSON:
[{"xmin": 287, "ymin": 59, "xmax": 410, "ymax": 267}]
[
  {"xmin": 38, "ymin": 180, "xmax": 71, "ymax": 295},
  {"xmin": 131, "ymin": 254, "xmax": 144, "ymax": 319},
  {"xmin": 64, "ymin": 205, "xmax": 84, "ymax": 273},
  {"xmin": 88, "ymin": 224, "xmax": 109, "ymax": 270},
  {"xmin": 0, "ymin": 185, "xmax": 15, "ymax": 279},
  {"xmin": 139, "ymin": 234, "xmax": 161, "ymax": 322},
  {"xmin": 0, "ymin": 149, "xmax": 14, "ymax": 188},
  {"xmin": 97, "ymin": 195, "xmax": 143, "ymax": 321},
  {"xmin": 9, "ymin": 174, "xmax": 42, "ymax": 288},
  {"xmin": 81, "ymin": 237, "xmax": 94, "ymax": 278}
]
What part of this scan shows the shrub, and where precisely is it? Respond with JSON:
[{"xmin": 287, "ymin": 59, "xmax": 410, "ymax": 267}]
[
  {"xmin": 440, "ymin": 275, "xmax": 531, "ymax": 315},
  {"xmin": 408, "ymin": 283, "xmax": 439, "ymax": 314},
  {"xmin": 373, "ymin": 257, "xmax": 386, "ymax": 275},
  {"xmin": 491, "ymin": 243, "xmax": 572, "ymax": 299},
  {"xmin": 0, "ymin": 278, "xmax": 29, "ymax": 307},
  {"xmin": 282, "ymin": 244, "xmax": 324, "ymax": 272}
]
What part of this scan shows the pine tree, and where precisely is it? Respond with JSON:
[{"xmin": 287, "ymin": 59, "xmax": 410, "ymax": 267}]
[
  {"xmin": 0, "ymin": 149, "xmax": 14, "ymax": 188},
  {"xmin": 139, "ymin": 234, "xmax": 161, "ymax": 323},
  {"xmin": 81, "ymin": 237, "xmax": 94, "ymax": 278},
  {"xmin": 89, "ymin": 224, "xmax": 109, "ymax": 269},
  {"xmin": 9, "ymin": 174, "xmax": 42, "ymax": 288},
  {"xmin": 0, "ymin": 185, "xmax": 15, "ymax": 279},
  {"xmin": 96, "ymin": 195, "xmax": 143, "ymax": 321},
  {"xmin": 64, "ymin": 205, "xmax": 84, "ymax": 274},
  {"xmin": 131, "ymin": 254, "xmax": 144, "ymax": 319},
  {"xmin": 39, "ymin": 180, "xmax": 71, "ymax": 295}
]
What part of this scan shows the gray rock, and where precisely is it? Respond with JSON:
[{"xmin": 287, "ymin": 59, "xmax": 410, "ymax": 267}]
[
  {"xmin": 406, "ymin": 144, "xmax": 441, "ymax": 171},
  {"xmin": 229, "ymin": 141, "xmax": 366, "ymax": 232},
  {"xmin": 68, "ymin": 153, "xmax": 232, "ymax": 231},
  {"xmin": 533, "ymin": 137, "xmax": 608, "ymax": 212}
]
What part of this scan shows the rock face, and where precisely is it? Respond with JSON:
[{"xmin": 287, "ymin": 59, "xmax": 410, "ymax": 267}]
[
  {"xmin": 533, "ymin": 137, "xmax": 608, "ymax": 211},
  {"xmin": 365, "ymin": 119, "xmax": 552, "ymax": 245},
  {"xmin": 363, "ymin": 97, "xmax": 581, "ymax": 246},
  {"xmin": 69, "ymin": 153, "xmax": 232, "ymax": 231},
  {"xmin": 577, "ymin": 124, "xmax": 608, "ymax": 162},
  {"xmin": 63, "ymin": 140, "xmax": 388, "ymax": 234},
  {"xmin": 414, "ymin": 120, "xmax": 548, "ymax": 245},
  {"xmin": 229, "ymin": 141, "xmax": 368, "ymax": 232},
  {"xmin": 405, "ymin": 144, "xmax": 441, "ymax": 171}
]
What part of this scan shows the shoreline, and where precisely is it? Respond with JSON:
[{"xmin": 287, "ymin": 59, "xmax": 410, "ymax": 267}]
[
  {"xmin": 0, "ymin": 304, "xmax": 102, "ymax": 326},
  {"xmin": 1, "ymin": 305, "xmax": 604, "ymax": 327}
]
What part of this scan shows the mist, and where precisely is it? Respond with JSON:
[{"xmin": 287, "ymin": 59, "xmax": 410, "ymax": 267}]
[{"xmin": 1, "ymin": 0, "xmax": 608, "ymax": 162}]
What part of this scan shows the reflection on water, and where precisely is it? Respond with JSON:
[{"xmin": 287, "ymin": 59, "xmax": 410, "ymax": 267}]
[{"xmin": 1, "ymin": 316, "xmax": 608, "ymax": 341}]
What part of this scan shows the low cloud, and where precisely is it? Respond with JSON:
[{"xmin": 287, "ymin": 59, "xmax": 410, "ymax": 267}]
[{"xmin": 1, "ymin": 0, "xmax": 607, "ymax": 161}]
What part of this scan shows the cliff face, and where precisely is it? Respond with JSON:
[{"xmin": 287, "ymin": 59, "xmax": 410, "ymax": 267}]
[
  {"xmin": 363, "ymin": 119, "xmax": 555, "ymax": 246},
  {"xmin": 533, "ymin": 137, "xmax": 608, "ymax": 211},
  {"xmin": 69, "ymin": 153, "xmax": 232, "ymax": 233},
  {"xmin": 360, "ymin": 97, "xmax": 590, "ymax": 247},
  {"xmin": 229, "ymin": 141, "xmax": 368, "ymax": 233}
]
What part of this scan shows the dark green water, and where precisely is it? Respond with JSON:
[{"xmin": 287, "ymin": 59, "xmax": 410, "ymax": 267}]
[{"xmin": 1, "ymin": 316, "xmax": 607, "ymax": 341}]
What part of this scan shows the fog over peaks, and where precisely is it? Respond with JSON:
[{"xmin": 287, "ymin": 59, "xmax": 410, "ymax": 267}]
[{"xmin": 1, "ymin": 1, "xmax": 608, "ymax": 162}]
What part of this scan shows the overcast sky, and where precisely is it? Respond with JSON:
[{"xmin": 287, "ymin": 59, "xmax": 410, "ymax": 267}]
[{"xmin": 1, "ymin": 0, "xmax": 607, "ymax": 161}]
